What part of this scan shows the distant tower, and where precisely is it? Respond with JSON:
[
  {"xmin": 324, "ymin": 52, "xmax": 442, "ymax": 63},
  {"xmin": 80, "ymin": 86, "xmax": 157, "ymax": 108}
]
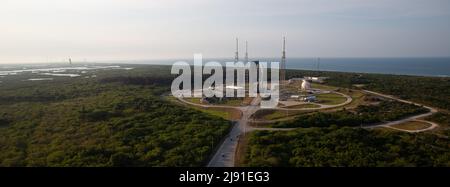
[
  {"xmin": 317, "ymin": 57, "xmax": 321, "ymax": 72},
  {"xmin": 234, "ymin": 38, "xmax": 239, "ymax": 63},
  {"xmin": 301, "ymin": 79, "xmax": 311, "ymax": 91},
  {"xmin": 245, "ymin": 41, "xmax": 249, "ymax": 85},
  {"xmin": 69, "ymin": 58, "xmax": 72, "ymax": 65},
  {"xmin": 281, "ymin": 37, "xmax": 286, "ymax": 83},
  {"xmin": 245, "ymin": 41, "xmax": 248, "ymax": 63}
]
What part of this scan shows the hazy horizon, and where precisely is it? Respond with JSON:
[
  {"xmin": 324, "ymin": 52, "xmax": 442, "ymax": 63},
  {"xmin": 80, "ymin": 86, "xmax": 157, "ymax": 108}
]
[
  {"xmin": 1, "ymin": 0, "xmax": 450, "ymax": 63},
  {"xmin": 3, "ymin": 56, "xmax": 450, "ymax": 65}
]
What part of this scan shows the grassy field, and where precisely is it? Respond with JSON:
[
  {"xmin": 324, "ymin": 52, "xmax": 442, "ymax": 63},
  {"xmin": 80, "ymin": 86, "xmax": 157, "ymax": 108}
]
[
  {"xmin": 253, "ymin": 86, "xmax": 365, "ymax": 122},
  {"xmin": 217, "ymin": 98, "xmax": 243, "ymax": 106},
  {"xmin": 167, "ymin": 96, "xmax": 241, "ymax": 120},
  {"xmin": 391, "ymin": 121, "xmax": 432, "ymax": 131},
  {"xmin": 0, "ymin": 67, "xmax": 233, "ymax": 166},
  {"xmin": 264, "ymin": 110, "xmax": 290, "ymax": 120},
  {"xmin": 242, "ymin": 127, "xmax": 450, "ymax": 167},
  {"xmin": 234, "ymin": 132, "xmax": 250, "ymax": 166},
  {"xmin": 316, "ymin": 93, "xmax": 347, "ymax": 105},
  {"xmin": 345, "ymin": 90, "xmax": 366, "ymax": 107},
  {"xmin": 311, "ymin": 83, "xmax": 338, "ymax": 91},
  {"xmin": 252, "ymin": 109, "xmax": 309, "ymax": 121},
  {"xmin": 197, "ymin": 108, "xmax": 234, "ymax": 120},
  {"xmin": 285, "ymin": 103, "xmax": 321, "ymax": 109},
  {"xmin": 312, "ymin": 83, "xmax": 379, "ymax": 110},
  {"xmin": 184, "ymin": 97, "xmax": 203, "ymax": 104}
]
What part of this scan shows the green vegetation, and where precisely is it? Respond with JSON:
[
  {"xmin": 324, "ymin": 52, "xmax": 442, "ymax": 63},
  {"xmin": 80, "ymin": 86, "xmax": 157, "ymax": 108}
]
[
  {"xmin": 426, "ymin": 112, "xmax": 450, "ymax": 126},
  {"xmin": 310, "ymin": 83, "xmax": 337, "ymax": 91},
  {"xmin": 185, "ymin": 97, "xmax": 203, "ymax": 104},
  {"xmin": 316, "ymin": 93, "xmax": 347, "ymax": 105},
  {"xmin": 390, "ymin": 121, "xmax": 431, "ymax": 131},
  {"xmin": 169, "ymin": 96, "xmax": 240, "ymax": 120},
  {"xmin": 186, "ymin": 106, "xmax": 236, "ymax": 120},
  {"xmin": 425, "ymin": 112, "xmax": 450, "ymax": 137},
  {"xmin": 289, "ymin": 70, "xmax": 450, "ymax": 110},
  {"xmin": 252, "ymin": 109, "xmax": 308, "ymax": 121},
  {"xmin": 264, "ymin": 111, "xmax": 290, "ymax": 121},
  {"xmin": 274, "ymin": 100, "xmax": 429, "ymax": 128},
  {"xmin": 0, "ymin": 65, "xmax": 231, "ymax": 166},
  {"xmin": 242, "ymin": 70, "xmax": 450, "ymax": 167},
  {"xmin": 203, "ymin": 97, "xmax": 243, "ymax": 106},
  {"xmin": 218, "ymin": 98, "xmax": 244, "ymax": 106},
  {"xmin": 1, "ymin": 65, "xmax": 449, "ymax": 167},
  {"xmin": 243, "ymin": 127, "xmax": 450, "ymax": 167},
  {"xmin": 243, "ymin": 70, "xmax": 450, "ymax": 167},
  {"xmin": 285, "ymin": 103, "xmax": 320, "ymax": 109}
]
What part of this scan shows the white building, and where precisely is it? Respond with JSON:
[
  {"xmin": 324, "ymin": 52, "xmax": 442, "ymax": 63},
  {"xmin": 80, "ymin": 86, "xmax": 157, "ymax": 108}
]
[
  {"xmin": 304, "ymin": 76, "xmax": 328, "ymax": 83},
  {"xmin": 303, "ymin": 95, "xmax": 316, "ymax": 102},
  {"xmin": 301, "ymin": 80, "xmax": 311, "ymax": 91}
]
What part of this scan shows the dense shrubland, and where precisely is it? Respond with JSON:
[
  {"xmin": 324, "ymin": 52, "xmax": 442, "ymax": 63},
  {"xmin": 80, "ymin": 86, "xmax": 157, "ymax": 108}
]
[
  {"xmin": 0, "ymin": 66, "xmax": 230, "ymax": 166},
  {"xmin": 242, "ymin": 69, "xmax": 450, "ymax": 167},
  {"xmin": 1, "ymin": 65, "xmax": 449, "ymax": 167},
  {"xmin": 274, "ymin": 101, "xmax": 429, "ymax": 128},
  {"xmin": 288, "ymin": 70, "xmax": 450, "ymax": 110},
  {"xmin": 243, "ymin": 127, "xmax": 450, "ymax": 167}
]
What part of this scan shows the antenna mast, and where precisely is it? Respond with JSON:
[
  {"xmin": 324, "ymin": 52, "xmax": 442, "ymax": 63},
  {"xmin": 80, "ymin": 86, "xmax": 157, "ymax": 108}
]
[
  {"xmin": 245, "ymin": 41, "xmax": 248, "ymax": 63},
  {"xmin": 281, "ymin": 37, "xmax": 286, "ymax": 83},
  {"xmin": 234, "ymin": 38, "xmax": 239, "ymax": 63}
]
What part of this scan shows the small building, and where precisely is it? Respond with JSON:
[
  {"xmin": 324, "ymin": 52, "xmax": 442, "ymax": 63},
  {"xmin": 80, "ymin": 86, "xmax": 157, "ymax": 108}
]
[
  {"xmin": 290, "ymin": 95, "xmax": 300, "ymax": 99},
  {"xmin": 301, "ymin": 80, "xmax": 312, "ymax": 91},
  {"xmin": 288, "ymin": 78, "xmax": 303, "ymax": 84},
  {"xmin": 304, "ymin": 76, "xmax": 328, "ymax": 83},
  {"xmin": 301, "ymin": 95, "xmax": 316, "ymax": 102}
]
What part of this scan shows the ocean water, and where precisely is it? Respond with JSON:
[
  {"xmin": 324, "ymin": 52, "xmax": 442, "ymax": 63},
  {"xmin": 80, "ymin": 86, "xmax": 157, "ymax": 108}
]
[
  {"xmin": 3, "ymin": 58, "xmax": 448, "ymax": 77},
  {"xmin": 128, "ymin": 57, "xmax": 450, "ymax": 77},
  {"xmin": 285, "ymin": 57, "xmax": 450, "ymax": 77}
]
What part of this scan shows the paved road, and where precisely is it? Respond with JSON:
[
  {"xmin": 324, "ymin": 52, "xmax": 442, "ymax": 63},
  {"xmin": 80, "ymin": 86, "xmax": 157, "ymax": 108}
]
[
  {"xmin": 179, "ymin": 89, "xmax": 439, "ymax": 167},
  {"xmin": 363, "ymin": 90, "xmax": 438, "ymax": 114},
  {"xmin": 205, "ymin": 93, "xmax": 352, "ymax": 167},
  {"xmin": 177, "ymin": 91, "xmax": 353, "ymax": 167},
  {"xmin": 207, "ymin": 97, "xmax": 260, "ymax": 167},
  {"xmin": 362, "ymin": 90, "xmax": 439, "ymax": 132}
]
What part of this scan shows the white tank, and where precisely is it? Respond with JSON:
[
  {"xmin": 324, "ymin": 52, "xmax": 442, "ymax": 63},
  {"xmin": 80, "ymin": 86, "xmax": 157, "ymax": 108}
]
[{"xmin": 301, "ymin": 80, "xmax": 311, "ymax": 90}]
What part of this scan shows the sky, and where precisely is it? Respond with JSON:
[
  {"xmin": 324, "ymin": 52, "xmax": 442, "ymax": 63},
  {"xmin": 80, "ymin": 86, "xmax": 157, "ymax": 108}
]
[{"xmin": 1, "ymin": 0, "xmax": 450, "ymax": 63}]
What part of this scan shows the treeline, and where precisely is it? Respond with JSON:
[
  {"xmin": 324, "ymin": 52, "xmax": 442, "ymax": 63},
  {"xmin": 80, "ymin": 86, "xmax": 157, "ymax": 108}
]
[
  {"xmin": 243, "ymin": 127, "xmax": 450, "ymax": 167},
  {"xmin": 100, "ymin": 76, "xmax": 174, "ymax": 87},
  {"xmin": 274, "ymin": 101, "xmax": 429, "ymax": 128},
  {"xmin": 0, "ymin": 81, "xmax": 105, "ymax": 105}
]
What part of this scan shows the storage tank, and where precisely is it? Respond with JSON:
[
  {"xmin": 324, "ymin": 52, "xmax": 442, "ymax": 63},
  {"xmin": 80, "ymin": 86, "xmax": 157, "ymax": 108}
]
[{"xmin": 301, "ymin": 79, "xmax": 311, "ymax": 91}]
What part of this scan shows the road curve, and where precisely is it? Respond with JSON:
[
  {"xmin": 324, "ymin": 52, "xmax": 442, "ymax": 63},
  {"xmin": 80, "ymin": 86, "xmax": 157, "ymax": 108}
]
[
  {"xmin": 175, "ymin": 91, "xmax": 353, "ymax": 167},
  {"xmin": 361, "ymin": 90, "xmax": 439, "ymax": 132},
  {"xmin": 275, "ymin": 91, "xmax": 353, "ymax": 111},
  {"xmin": 175, "ymin": 88, "xmax": 440, "ymax": 167}
]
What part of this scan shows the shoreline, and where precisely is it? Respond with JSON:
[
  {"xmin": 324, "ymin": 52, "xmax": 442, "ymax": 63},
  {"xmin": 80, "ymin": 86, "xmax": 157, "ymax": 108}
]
[{"xmin": 0, "ymin": 61, "xmax": 449, "ymax": 78}]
